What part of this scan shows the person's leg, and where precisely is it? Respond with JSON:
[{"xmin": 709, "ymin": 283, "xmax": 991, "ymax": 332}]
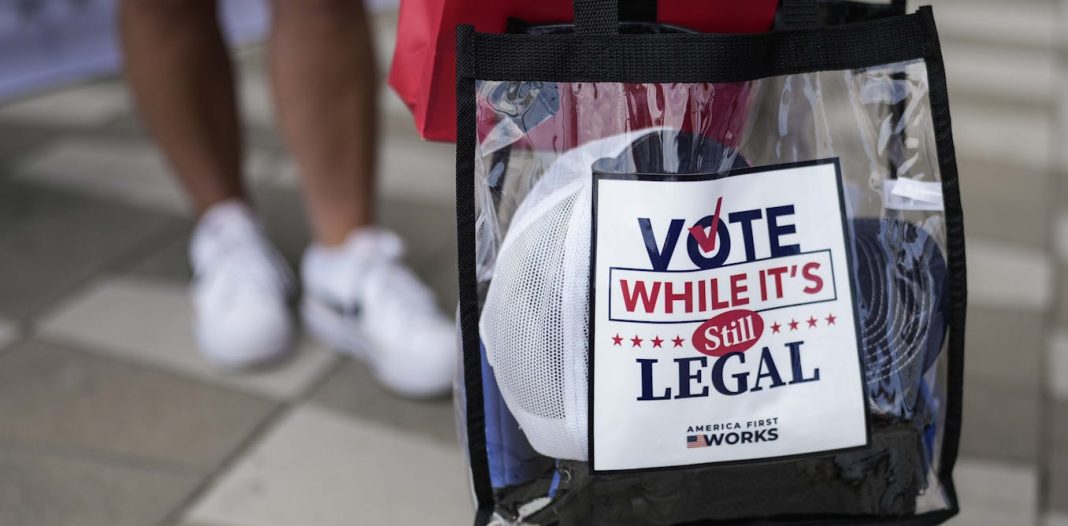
[
  {"xmin": 119, "ymin": 0, "xmax": 244, "ymax": 213},
  {"xmin": 119, "ymin": 0, "xmax": 296, "ymax": 370},
  {"xmin": 269, "ymin": 1, "xmax": 453, "ymax": 397},
  {"xmin": 267, "ymin": 0, "xmax": 378, "ymax": 246}
]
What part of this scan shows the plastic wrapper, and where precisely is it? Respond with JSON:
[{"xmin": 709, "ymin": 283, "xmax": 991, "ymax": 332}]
[{"xmin": 454, "ymin": 4, "xmax": 965, "ymax": 525}]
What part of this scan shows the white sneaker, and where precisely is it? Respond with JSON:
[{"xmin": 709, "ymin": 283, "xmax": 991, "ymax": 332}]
[
  {"xmin": 190, "ymin": 200, "xmax": 296, "ymax": 370},
  {"xmin": 301, "ymin": 228, "xmax": 455, "ymax": 398}
]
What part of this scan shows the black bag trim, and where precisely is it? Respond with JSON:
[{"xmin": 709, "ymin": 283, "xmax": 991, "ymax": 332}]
[
  {"xmin": 778, "ymin": 0, "xmax": 819, "ymax": 29},
  {"xmin": 455, "ymin": 6, "xmax": 964, "ymax": 525},
  {"xmin": 919, "ymin": 8, "xmax": 966, "ymax": 521},
  {"xmin": 462, "ymin": 10, "xmax": 926, "ymax": 84},
  {"xmin": 618, "ymin": 0, "xmax": 657, "ymax": 25},
  {"xmin": 455, "ymin": 24, "xmax": 496, "ymax": 520}
]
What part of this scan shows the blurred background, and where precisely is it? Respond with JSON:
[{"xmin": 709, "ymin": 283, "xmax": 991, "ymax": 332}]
[{"xmin": 0, "ymin": 0, "xmax": 1064, "ymax": 525}]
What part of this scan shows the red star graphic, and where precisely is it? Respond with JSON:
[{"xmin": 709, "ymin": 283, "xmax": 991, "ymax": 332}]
[
  {"xmin": 611, "ymin": 334, "xmax": 623, "ymax": 346},
  {"xmin": 825, "ymin": 313, "xmax": 837, "ymax": 326},
  {"xmin": 631, "ymin": 335, "xmax": 643, "ymax": 348},
  {"xmin": 651, "ymin": 336, "xmax": 664, "ymax": 348},
  {"xmin": 672, "ymin": 335, "xmax": 685, "ymax": 348},
  {"xmin": 770, "ymin": 322, "xmax": 781, "ymax": 334},
  {"xmin": 807, "ymin": 316, "xmax": 818, "ymax": 328},
  {"xmin": 788, "ymin": 319, "xmax": 799, "ymax": 331}
]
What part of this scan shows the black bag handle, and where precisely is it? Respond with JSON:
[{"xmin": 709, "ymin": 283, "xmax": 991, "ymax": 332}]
[
  {"xmin": 780, "ymin": 0, "xmax": 909, "ymax": 30},
  {"xmin": 574, "ymin": 0, "xmax": 620, "ymax": 35},
  {"xmin": 573, "ymin": 0, "xmax": 907, "ymax": 34},
  {"xmin": 778, "ymin": 0, "xmax": 820, "ymax": 29},
  {"xmin": 573, "ymin": 0, "xmax": 821, "ymax": 35}
]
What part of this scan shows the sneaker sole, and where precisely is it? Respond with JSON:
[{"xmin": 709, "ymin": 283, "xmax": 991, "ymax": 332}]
[
  {"xmin": 194, "ymin": 323, "xmax": 295, "ymax": 372},
  {"xmin": 300, "ymin": 296, "xmax": 450, "ymax": 399}
]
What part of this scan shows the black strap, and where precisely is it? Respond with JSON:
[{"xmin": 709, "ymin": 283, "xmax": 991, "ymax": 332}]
[
  {"xmin": 574, "ymin": 0, "xmax": 619, "ymax": 35},
  {"xmin": 619, "ymin": 0, "xmax": 657, "ymax": 24},
  {"xmin": 779, "ymin": 0, "xmax": 820, "ymax": 30},
  {"xmin": 577, "ymin": 0, "xmax": 899, "ymax": 34}
]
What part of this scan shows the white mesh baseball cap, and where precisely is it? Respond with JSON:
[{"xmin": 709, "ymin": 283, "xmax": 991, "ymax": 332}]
[{"xmin": 479, "ymin": 129, "xmax": 665, "ymax": 461}]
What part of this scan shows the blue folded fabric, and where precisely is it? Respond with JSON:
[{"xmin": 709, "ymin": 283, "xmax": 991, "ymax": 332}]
[{"xmin": 481, "ymin": 341, "xmax": 552, "ymax": 489}]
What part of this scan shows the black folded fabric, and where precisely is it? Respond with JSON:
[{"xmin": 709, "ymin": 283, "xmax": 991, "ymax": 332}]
[{"xmin": 529, "ymin": 420, "xmax": 924, "ymax": 525}]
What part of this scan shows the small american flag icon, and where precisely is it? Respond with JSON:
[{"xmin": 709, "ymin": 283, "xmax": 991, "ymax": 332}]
[{"xmin": 687, "ymin": 435, "xmax": 708, "ymax": 448}]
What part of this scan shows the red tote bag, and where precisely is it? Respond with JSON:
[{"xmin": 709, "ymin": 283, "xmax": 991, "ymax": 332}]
[{"xmin": 388, "ymin": 0, "xmax": 780, "ymax": 142}]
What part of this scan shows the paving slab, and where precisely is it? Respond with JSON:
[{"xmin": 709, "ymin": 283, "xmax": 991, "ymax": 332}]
[
  {"xmin": 1052, "ymin": 331, "xmax": 1068, "ymax": 402},
  {"xmin": 958, "ymin": 159, "xmax": 1049, "ymax": 248},
  {"xmin": 309, "ymin": 359, "xmax": 457, "ymax": 446},
  {"xmin": 951, "ymin": 99, "xmax": 1052, "ymax": 173},
  {"xmin": 934, "ymin": 0, "xmax": 1059, "ymax": 50},
  {"xmin": 0, "ymin": 122, "xmax": 52, "ymax": 161},
  {"xmin": 0, "ymin": 339, "xmax": 274, "ymax": 473},
  {"xmin": 374, "ymin": 136, "xmax": 456, "ymax": 205},
  {"xmin": 268, "ymin": 135, "xmax": 455, "ymax": 206},
  {"xmin": 7, "ymin": 139, "xmax": 171, "ymax": 201},
  {"xmin": 959, "ymin": 384, "xmax": 1040, "ymax": 463},
  {"xmin": 966, "ymin": 237, "xmax": 1052, "ymax": 312},
  {"xmin": 1059, "ymin": 264, "xmax": 1068, "ymax": 330},
  {"xmin": 38, "ymin": 276, "xmax": 338, "ymax": 401},
  {"xmin": 1053, "ymin": 457, "xmax": 1068, "ymax": 515},
  {"xmin": 249, "ymin": 186, "xmax": 313, "ymax": 271},
  {"xmin": 378, "ymin": 194, "xmax": 459, "ymax": 310},
  {"xmin": 183, "ymin": 405, "xmax": 471, "ymax": 526},
  {"xmin": 377, "ymin": 195, "xmax": 456, "ymax": 262},
  {"xmin": 1054, "ymin": 208, "xmax": 1068, "ymax": 262},
  {"xmin": 421, "ymin": 246, "xmax": 460, "ymax": 312},
  {"xmin": 121, "ymin": 187, "xmax": 458, "ymax": 308},
  {"xmin": 236, "ymin": 65, "xmax": 276, "ymax": 130},
  {"xmin": 942, "ymin": 42, "xmax": 1057, "ymax": 105},
  {"xmin": 1057, "ymin": 262, "xmax": 1068, "ymax": 330},
  {"xmin": 0, "ymin": 319, "xmax": 18, "ymax": 352},
  {"xmin": 1049, "ymin": 401, "xmax": 1068, "ymax": 514},
  {"xmin": 0, "ymin": 445, "xmax": 200, "ymax": 526},
  {"xmin": 253, "ymin": 185, "xmax": 458, "ymax": 309},
  {"xmin": 964, "ymin": 306, "xmax": 1044, "ymax": 395},
  {"xmin": 0, "ymin": 80, "xmax": 130, "ymax": 128},
  {"xmin": 1047, "ymin": 513, "xmax": 1068, "ymax": 526},
  {"xmin": 122, "ymin": 224, "xmax": 195, "ymax": 284},
  {"xmin": 950, "ymin": 457, "xmax": 1037, "ymax": 526},
  {"xmin": 12, "ymin": 137, "xmax": 278, "ymax": 214},
  {"xmin": 123, "ymin": 187, "xmax": 308, "ymax": 284},
  {"xmin": 101, "ymin": 111, "xmax": 287, "ymax": 157},
  {"xmin": 0, "ymin": 180, "xmax": 179, "ymax": 321}
]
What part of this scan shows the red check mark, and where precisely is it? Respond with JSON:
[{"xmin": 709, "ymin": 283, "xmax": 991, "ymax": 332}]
[{"xmin": 689, "ymin": 196, "xmax": 724, "ymax": 253}]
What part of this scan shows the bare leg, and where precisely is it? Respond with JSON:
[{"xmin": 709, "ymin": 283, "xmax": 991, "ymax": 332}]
[
  {"xmin": 268, "ymin": 0, "xmax": 378, "ymax": 246},
  {"xmin": 119, "ymin": 0, "xmax": 245, "ymax": 213}
]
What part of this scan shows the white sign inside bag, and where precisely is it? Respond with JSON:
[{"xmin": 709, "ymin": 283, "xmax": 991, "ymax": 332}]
[{"xmin": 590, "ymin": 160, "xmax": 870, "ymax": 472}]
